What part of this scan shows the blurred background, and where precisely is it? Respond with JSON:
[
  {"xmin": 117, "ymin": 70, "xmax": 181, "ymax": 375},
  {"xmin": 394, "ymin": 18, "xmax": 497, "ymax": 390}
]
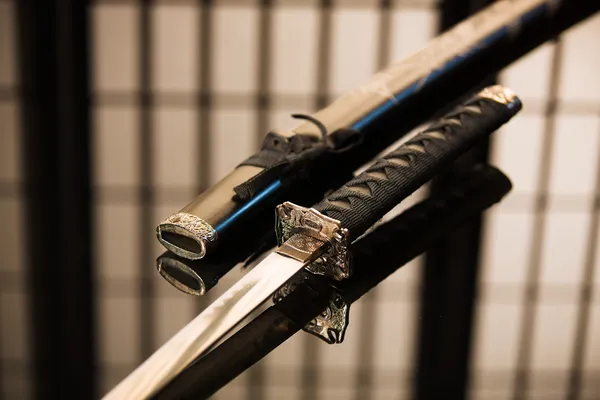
[{"xmin": 1, "ymin": 0, "xmax": 599, "ymax": 399}]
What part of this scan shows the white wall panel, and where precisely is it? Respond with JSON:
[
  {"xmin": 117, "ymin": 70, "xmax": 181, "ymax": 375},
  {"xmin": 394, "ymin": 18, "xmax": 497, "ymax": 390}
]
[
  {"xmin": 151, "ymin": 4, "xmax": 199, "ymax": 92},
  {"xmin": 153, "ymin": 107, "xmax": 199, "ymax": 188},
  {"xmin": 99, "ymin": 296, "xmax": 140, "ymax": 365},
  {"xmin": 329, "ymin": 8, "xmax": 378, "ymax": 96},
  {"xmin": 93, "ymin": 4, "xmax": 140, "ymax": 92},
  {"xmin": 95, "ymin": 203, "xmax": 140, "ymax": 279},
  {"xmin": 212, "ymin": 6, "xmax": 259, "ymax": 94},
  {"xmin": 153, "ymin": 296, "xmax": 195, "ymax": 349},
  {"xmin": 271, "ymin": 6, "xmax": 319, "ymax": 95},
  {"xmin": 529, "ymin": 305, "xmax": 578, "ymax": 397},
  {"xmin": 390, "ymin": 8, "xmax": 438, "ymax": 62},
  {"xmin": 559, "ymin": 14, "xmax": 600, "ymax": 103},
  {"xmin": 210, "ymin": 108, "xmax": 257, "ymax": 183},
  {"xmin": 93, "ymin": 106, "xmax": 141, "ymax": 187},
  {"xmin": 501, "ymin": 43, "xmax": 554, "ymax": 101}
]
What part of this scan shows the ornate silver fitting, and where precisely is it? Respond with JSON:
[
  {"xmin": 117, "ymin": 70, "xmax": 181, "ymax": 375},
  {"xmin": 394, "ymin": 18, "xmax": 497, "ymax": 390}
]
[
  {"xmin": 272, "ymin": 271, "xmax": 350, "ymax": 345},
  {"xmin": 156, "ymin": 212, "xmax": 217, "ymax": 260},
  {"xmin": 275, "ymin": 202, "xmax": 351, "ymax": 281},
  {"xmin": 304, "ymin": 291, "xmax": 349, "ymax": 344},
  {"xmin": 477, "ymin": 85, "xmax": 520, "ymax": 107},
  {"xmin": 274, "ymin": 202, "xmax": 351, "ymax": 344}
]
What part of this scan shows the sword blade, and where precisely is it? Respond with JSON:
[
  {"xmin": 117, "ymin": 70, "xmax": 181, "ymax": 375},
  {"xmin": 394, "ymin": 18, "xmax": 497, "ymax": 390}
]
[{"xmin": 103, "ymin": 251, "xmax": 310, "ymax": 399}]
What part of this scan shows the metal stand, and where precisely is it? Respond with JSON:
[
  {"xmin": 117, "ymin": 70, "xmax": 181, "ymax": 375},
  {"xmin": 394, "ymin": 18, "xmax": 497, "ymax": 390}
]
[{"xmin": 414, "ymin": 1, "xmax": 495, "ymax": 398}]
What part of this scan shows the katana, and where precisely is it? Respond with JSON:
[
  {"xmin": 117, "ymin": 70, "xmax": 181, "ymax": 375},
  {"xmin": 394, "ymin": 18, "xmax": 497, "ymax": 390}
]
[
  {"xmin": 155, "ymin": 0, "xmax": 599, "ymax": 293},
  {"xmin": 104, "ymin": 86, "xmax": 521, "ymax": 399}
]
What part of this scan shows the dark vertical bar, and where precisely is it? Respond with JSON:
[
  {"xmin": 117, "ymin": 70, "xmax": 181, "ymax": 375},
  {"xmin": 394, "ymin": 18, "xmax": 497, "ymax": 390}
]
[
  {"xmin": 139, "ymin": 0, "xmax": 155, "ymax": 359},
  {"xmin": 194, "ymin": 0, "xmax": 214, "ymax": 340},
  {"xmin": 0, "ymin": 4, "xmax": 15, "ymax": 398},
  {"xmin": 196, "ymin": 0, "xmax": 214, "ymax": 316},
  {"xmin": 16, "ymin": 1, "xmax": 96, "ymax": 398},
  {"xmin": 247, "ymin": 1, "xmax": 273, "ymax": 398},
  {"xmin": 54, "ymin": 2, "xmax": 97, "ymax": 391},
  {"xmin": 314, "ymin": 0, "xmax": 332, "ymax": 110},
  {"xmin": 301, "ymin": 1, "xmax": 332, "ymax": 399},
  {"xmin": 353, "ymin": 1, "xmax": 391, "ymax": 400},
  {"xmin": 414, "ymin": 0, "xmax": 494, "ymax": 398},
  {"xmin": 197, "ymin": 0, "xmax": 213, "ymax": 202},
  {"xmin": 512, "ymin": 40, "xmax": 563, "ymax": 400},
  {"xmin": 255, "ymin": 0, "xmax": 272, "ymax": 147},
  {"xmin": 567, "ymin": 111, "xmax": 600, "ymax": 400}
]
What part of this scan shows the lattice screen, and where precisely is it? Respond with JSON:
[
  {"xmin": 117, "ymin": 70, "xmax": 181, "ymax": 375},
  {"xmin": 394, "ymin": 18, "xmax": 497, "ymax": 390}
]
[{"xmin": 0, "ymin": 1, "xmax": 598, "ymax": 399}]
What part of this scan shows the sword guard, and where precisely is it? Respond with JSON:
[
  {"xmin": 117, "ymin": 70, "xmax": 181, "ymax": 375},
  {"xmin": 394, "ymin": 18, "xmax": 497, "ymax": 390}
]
[
  {"xmin": 272, "ymin": 271, "xmax": 350, "ymax": 345},
  {"xmin": 304, "ymin": 291, "xmax": 349, "ymax": 344},
  {"xmin": 275, "ymin": 201, "xmax": 351, "ymax": 281}
]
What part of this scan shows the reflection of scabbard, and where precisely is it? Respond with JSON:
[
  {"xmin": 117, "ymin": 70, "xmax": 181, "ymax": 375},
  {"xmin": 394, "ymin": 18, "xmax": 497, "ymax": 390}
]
[
  {"xmin": 154, "ymin": 163, "xmax": 513, "ymax": 400},
  {"xmin": 157, "ymin": 253, "xmax": 217, "ymax": 296},
  {"xmin": 156, "ymin": 226, "xmax": 276, "ymax": 296}
]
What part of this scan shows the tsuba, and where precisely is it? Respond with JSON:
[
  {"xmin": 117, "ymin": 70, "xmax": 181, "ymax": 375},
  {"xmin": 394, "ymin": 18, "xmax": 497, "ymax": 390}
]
[
  {"xmin": 272, "ymin": 271, "xmax": 349, "ymax": 345},
  {"xmin": 275, "ymin": 202, "xmax": 351, "ymax": 281}
]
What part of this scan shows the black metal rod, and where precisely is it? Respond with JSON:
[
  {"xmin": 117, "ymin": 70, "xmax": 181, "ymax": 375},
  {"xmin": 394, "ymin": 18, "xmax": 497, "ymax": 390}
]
[
  {"xmin": 16, "ymin": 1, "xmax": 96, "ymax": 398},
  {"xmin": 414, "ymin": 0, "xmax": 496, "ymax": 398},
  {"xmin": 154, "ymin": 164, "xmax": 513, "ymax": 400}
]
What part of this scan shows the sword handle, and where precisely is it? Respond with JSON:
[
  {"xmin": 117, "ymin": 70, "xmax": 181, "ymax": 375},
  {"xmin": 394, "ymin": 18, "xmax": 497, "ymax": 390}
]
[{"xmin": 312, "ymin": 85, "xmax": 521, "ymax": 240}]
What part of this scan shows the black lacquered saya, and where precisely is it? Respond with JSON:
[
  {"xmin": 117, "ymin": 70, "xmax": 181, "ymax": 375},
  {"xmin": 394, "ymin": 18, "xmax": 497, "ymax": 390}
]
[
  {"xmin": 155, "ymin": 0, "xmax": 599, "ymax": 296},
  {"xmin": 105, "ymin": 86, "xmax": 521, "ymax": 399}
]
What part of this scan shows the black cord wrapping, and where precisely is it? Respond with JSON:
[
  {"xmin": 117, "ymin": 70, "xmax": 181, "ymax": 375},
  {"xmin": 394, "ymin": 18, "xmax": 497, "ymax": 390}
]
[
  {"xmin": 233, "ymin": 132, "xmax": 327, "ymax": 201},
  {"xmin": 313, "ymin": 95, "xmax": 521, "ymax": 239},
  {"xmin": 233, "ymin": 126, "xmax": 362, "ymax": 202}
]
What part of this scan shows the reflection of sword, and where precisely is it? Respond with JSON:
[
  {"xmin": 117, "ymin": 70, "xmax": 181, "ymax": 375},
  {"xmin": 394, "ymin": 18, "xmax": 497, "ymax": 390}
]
[
  {"xmin": 104, "ymin": 86, "xmax": 521, "ymax": 400},
  {"xmin": 154, "ymin": 163, "xmax": 514, "ymax": 399}
]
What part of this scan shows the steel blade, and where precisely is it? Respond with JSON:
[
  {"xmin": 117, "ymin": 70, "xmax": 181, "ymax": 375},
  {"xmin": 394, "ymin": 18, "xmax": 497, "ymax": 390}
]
[{"xmin": 103, "ymin": 252, "xmax": 308, "ymax": 400}]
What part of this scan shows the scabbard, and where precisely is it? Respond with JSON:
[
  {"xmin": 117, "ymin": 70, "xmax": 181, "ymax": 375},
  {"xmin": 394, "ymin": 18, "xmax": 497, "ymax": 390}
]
[
  {"xmin": 157, "ymin": 0, "xmax": 599, "ymax": 267},
  {"xmin": 153, "ymin": 163, "xmax": 513, "ymax": 400}
]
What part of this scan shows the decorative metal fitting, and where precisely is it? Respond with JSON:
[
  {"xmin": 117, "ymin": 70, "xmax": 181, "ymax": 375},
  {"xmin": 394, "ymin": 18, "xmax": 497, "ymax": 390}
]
[
  {"xmin": 156, "ymin": 213, "xmax": 217, "ymax": 260},
  {"xmin": 156, "ymin": 255, "xmax": 205, "ymax": 296},
  {"xmin": 477, "ymin": 85, "xmax": 520, "ymax": 108},
  {"xmin": 304, "ymin": 291, "xmax": 349, "ymax": 344},
  {"xmin": 275, "ymin": 202, "xmax": 351, "ymax": 281},
  {"xmin": 272, "ymin": 271, "xmax": 350, "ymax": 345}
]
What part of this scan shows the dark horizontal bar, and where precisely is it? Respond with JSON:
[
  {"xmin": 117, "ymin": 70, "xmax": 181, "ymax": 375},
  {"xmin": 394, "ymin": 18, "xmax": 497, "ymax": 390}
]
[{"xmin": 154, "ymin": 163, "xmax": 513, "ymax": 399}]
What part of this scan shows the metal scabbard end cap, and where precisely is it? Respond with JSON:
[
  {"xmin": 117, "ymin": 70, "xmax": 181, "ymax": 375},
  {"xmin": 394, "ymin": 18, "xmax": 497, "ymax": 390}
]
[
  {"xmin": 477, "ymin": 85, "xmax": 521, "ymax": 110},
  {"xmin": 156, "ymin": 255, "xmax": 206, "ymax": 296},
  {"xmin": 156, "ymin": 213, "xmax": 217, "ymax": 260}
]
